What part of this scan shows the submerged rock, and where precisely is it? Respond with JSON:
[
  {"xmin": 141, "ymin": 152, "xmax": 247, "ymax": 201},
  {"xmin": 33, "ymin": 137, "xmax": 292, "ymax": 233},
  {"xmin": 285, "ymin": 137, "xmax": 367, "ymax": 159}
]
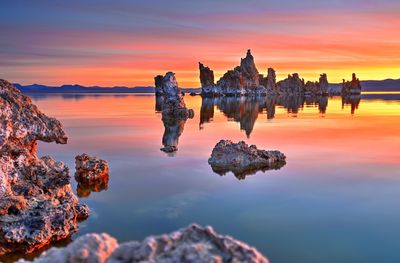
[
  {"xmin": 22, "ymin": 224, "xmax": 269, "ymax": 263},
  {"xmin": 208, "ymin": 140, "xmax": 286, "ymax": 178},
  {"xmin": 0, "ymin": 79, "xmax": 88, "ymax": 256},
  {"xmin": 75, "ymin": 154, "xmax": 109, "ymax": 197},
  {"xmin": 342, "ymin": 73, "xmax": 362, "ymax": 95}
]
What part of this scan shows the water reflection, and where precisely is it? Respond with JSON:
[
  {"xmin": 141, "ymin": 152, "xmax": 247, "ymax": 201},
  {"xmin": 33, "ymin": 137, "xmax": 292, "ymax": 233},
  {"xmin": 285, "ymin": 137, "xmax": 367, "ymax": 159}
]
[
  {"xmin": 342, "ymin": 95, "xmax": 361, "ymax": 115},
  {"xmin": 160, "ymin": 116, "xmax": 187, "ymax": 156},
  {"xmin": 211, "ymin": 159, "xmax": 286, "ymax": 180},
  {"xmin": 76, "ymin": 176, "xmax": 109, "ymax": 198},
  {"xmin": 200, "ymin": 95, "xmax": 334, "ymax": 136}
]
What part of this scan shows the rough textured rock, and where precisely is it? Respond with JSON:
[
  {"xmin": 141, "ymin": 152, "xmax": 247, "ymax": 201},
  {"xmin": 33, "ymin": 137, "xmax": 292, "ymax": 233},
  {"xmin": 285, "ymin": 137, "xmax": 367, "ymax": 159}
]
[
  {"xmin": 199, "ymin": 62, "xmax": 214, "ymax": 88},
  {"xmin": 208, "ymin": 140, "xmax": 286, "ymax": 178},
  {"xmin": 75, "ymin": 154, "xmax": 109, "ymax": 185},
  {"xmin": 239, "ymin": 49, "xmax": 260, "ymax": 89},
  {"xmin": 304, "ymin": 73, "xmax": 329, "ymax": 95},
  {"xmin": 0, "ymin": 79, "xmax": 88, "ymax": 256},
  {"xmin": 215, "ymin": 50, "xmax": 260, "ymax": 95},
  {"xmin": 23, "ymin": 224, "xmax": 269, "ymax": 263},
  {"xmin": 277, "ymin": 73, "xmax": 305, "ymax": 93},
  {"xmin": 17, "ymin": 233, "xmax": 118, "ymax": 263},
  {"xmin": 156, "ymin": 72, "xmax": 194, "ymax": 154},
  {"xmin": 260, "ymin": 68, "xmax": 277, "ymax": 91},
  {"xmin": 342, "ymin": 73, "xmax": 362, "ymax": 95}
]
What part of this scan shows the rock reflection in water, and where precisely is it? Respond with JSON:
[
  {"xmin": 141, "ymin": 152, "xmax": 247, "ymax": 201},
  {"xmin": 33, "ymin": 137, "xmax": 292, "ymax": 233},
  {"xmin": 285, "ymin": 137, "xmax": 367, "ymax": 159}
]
[
  {"xmin": 76, "ymin": 176, "xmax": 109, "ymax": 198},
  {"xmin": 342, "ymin": 95, "xmax": 361, "ymax": 115},
  {"xmin": 200, "ymin": 95, "xmax": 332, "ymax": 137},
  {"xmin": 156, "ymin": 72, "xmax": 194, "ymax": 155},
  {"xmin": 160, "ymin": 116, "xmax": 187, "ymax": 156}
]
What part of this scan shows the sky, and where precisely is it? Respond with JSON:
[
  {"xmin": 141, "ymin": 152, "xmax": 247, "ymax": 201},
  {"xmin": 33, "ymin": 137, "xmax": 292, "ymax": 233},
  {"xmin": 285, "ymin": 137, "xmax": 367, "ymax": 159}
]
[{"xmin": 1, "ymin": 0, "xmax": 399, "ymax": 87}]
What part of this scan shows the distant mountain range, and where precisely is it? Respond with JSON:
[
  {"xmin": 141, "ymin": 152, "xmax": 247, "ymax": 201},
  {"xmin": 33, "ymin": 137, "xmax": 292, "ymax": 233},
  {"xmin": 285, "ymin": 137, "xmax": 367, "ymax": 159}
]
[{"xmin": 14, "ymin": 79, "xmax": 400, "ymax": 93}]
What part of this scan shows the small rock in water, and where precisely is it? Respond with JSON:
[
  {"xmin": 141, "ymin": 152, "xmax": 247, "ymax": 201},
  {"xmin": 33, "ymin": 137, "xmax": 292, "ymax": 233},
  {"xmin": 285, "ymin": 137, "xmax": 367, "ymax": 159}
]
[
  {"xmin": 75, "ymin": 153, "xmax": 109, "ymax": 185},
  {"xmin": 208, "ymin": 140, "xmax": 286, "ymax": 179}
]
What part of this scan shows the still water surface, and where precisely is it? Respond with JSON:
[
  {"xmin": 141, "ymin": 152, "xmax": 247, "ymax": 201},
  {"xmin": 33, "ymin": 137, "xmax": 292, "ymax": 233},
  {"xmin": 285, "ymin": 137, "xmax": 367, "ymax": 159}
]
[{"xmin": 28, "ymin": 93, "xmax": 400, "ymax": 262}]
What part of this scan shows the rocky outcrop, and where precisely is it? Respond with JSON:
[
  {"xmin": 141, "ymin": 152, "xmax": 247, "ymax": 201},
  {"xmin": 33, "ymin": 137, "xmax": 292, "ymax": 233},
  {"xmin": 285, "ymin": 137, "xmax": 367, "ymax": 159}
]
[
  {"xmin": 208, "ymin": 140, "xmax": 286, "ymax": 179},
  {"xmin": 277, "ymin": 73, "xmax": 304, "ymax": 94},
  {"xmin": 199, "ymin": 62, "xmax": 214, "ymax": 88},
  {"xmin": 304, "ymin": 74, "xmax": 329, "ymax": 95},
  {"xmin": 239, "ymin": 49, "xmax": 260, "ymax": 89},
  {"xmin": 156, "ymin": 72, "xmax": 194, "ymax": 154},
  {"xmin": 201, "ymin": 50, "xmax": 331, "ymax": 96},
  {"xmin": 260, "ymin": 68, "xmax": 277, "ymax": 91},
  {"xmin": 0, "ymin": 79, "xmax": 88, "ymax": 256},
  {"xmin": 22, "ymin": 224, "xmax": 269, "ymax": 263},
  {"xmin": 214, "ymin": 50, "xmax": 260, "ymax": 95},
  {"xmin": 342, "ymin": 73, "xmax": 362, "ymax": 95}
]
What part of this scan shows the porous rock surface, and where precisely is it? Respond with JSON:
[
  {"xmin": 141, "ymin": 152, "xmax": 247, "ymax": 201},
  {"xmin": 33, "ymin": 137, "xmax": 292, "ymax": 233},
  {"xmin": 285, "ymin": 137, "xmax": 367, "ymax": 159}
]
[
  {"xmin": 75, "ymin": 154, "xmax": 109, "ymax": 185},
  {"xmin": 21, "ymin": 224, "xmax": 269, "ymax": 263},
  {"xmin": 0, "ymin": 79, "xmax": 88, "ymax": 256},
  {"xmin": 208, "ymin": 140, "xmax": 286, "ymax": 178}
]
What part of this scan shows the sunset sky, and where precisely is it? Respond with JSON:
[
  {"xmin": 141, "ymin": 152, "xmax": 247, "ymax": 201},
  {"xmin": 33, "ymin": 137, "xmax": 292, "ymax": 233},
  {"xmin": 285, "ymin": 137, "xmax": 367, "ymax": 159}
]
[{"xmin": 1, "ymin": 0, "xmax": 399, "ymax": 87}]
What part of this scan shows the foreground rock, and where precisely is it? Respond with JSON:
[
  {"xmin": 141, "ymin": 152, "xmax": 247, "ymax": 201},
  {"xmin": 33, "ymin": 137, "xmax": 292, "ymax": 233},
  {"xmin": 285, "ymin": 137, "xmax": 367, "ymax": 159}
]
[
  {"xmin": 342, "ymin": 73, "xmax": 362, "ymax": 95},
  {"xmin": 0, "ymin": 79, "xmax": 88, "ymax": 256},
  {"xmin": 155, "ymin": 72, "xmax": 194, "ymax": 154},
  {"xmin": 208, "ymin": 140, "xmax": 286, "ymax": 179},
  {"xmin": 20, "ymin": 224, "xmax": 269, "ymax": 263}
]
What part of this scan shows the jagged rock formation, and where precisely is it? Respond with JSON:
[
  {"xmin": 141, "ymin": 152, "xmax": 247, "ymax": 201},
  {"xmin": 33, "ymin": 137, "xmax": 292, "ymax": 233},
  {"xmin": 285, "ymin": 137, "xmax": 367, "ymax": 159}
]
[
  {"xmin": 214, "ymin": 49, "xmax": 260, "ymax": 95},
  {"xmin": 0, "ymin": 79, "xmax": 89, "ymax": 256},
  {"xmin": 239, "ymin": 49, "xmax": 259, "ymax": 89},
  {"xmin": 21, "ymin": 224, "xmax": 269, "ymax": 263},
  {"xmin": 342, "ymin": 73, "xmax": 362, "ymax": 95},
  {"xmin": 260, "ymin": 68, "xmax": 277, "ymax": 91},
  {"xmin": 208, "ymin": 140, "xmax": 286, "ymax": 179},
  {"xmin": 156, "ymin": 72, "xmax": 194, "ymax": 154},
  {"xmin": 199, "ymin": 62, "xmax": 214, "ymax": 88},
  {"xmin": 277, "ymin": 73, "xmax": 304, "ymax": 93},
  {"xmin": 201, "ymin": 50, "xmax": 329, "ymax": 96},
  {"xmin": 303, "ymin": 74, "xmax": 329, "ymax": 95}
]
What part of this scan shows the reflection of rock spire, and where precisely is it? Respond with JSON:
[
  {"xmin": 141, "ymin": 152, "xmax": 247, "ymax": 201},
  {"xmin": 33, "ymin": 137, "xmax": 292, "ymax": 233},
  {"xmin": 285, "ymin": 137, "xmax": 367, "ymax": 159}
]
[{"xmin": 155, "ymin": 72, "xmax": 194, "ymax": 154}]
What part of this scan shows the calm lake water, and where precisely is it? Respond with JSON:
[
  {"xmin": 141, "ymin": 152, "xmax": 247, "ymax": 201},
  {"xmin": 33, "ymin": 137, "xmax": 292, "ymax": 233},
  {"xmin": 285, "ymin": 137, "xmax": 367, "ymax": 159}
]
[{"xmin": 21, "ymin": 93, "xmax": 400, "ymax": 262}]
